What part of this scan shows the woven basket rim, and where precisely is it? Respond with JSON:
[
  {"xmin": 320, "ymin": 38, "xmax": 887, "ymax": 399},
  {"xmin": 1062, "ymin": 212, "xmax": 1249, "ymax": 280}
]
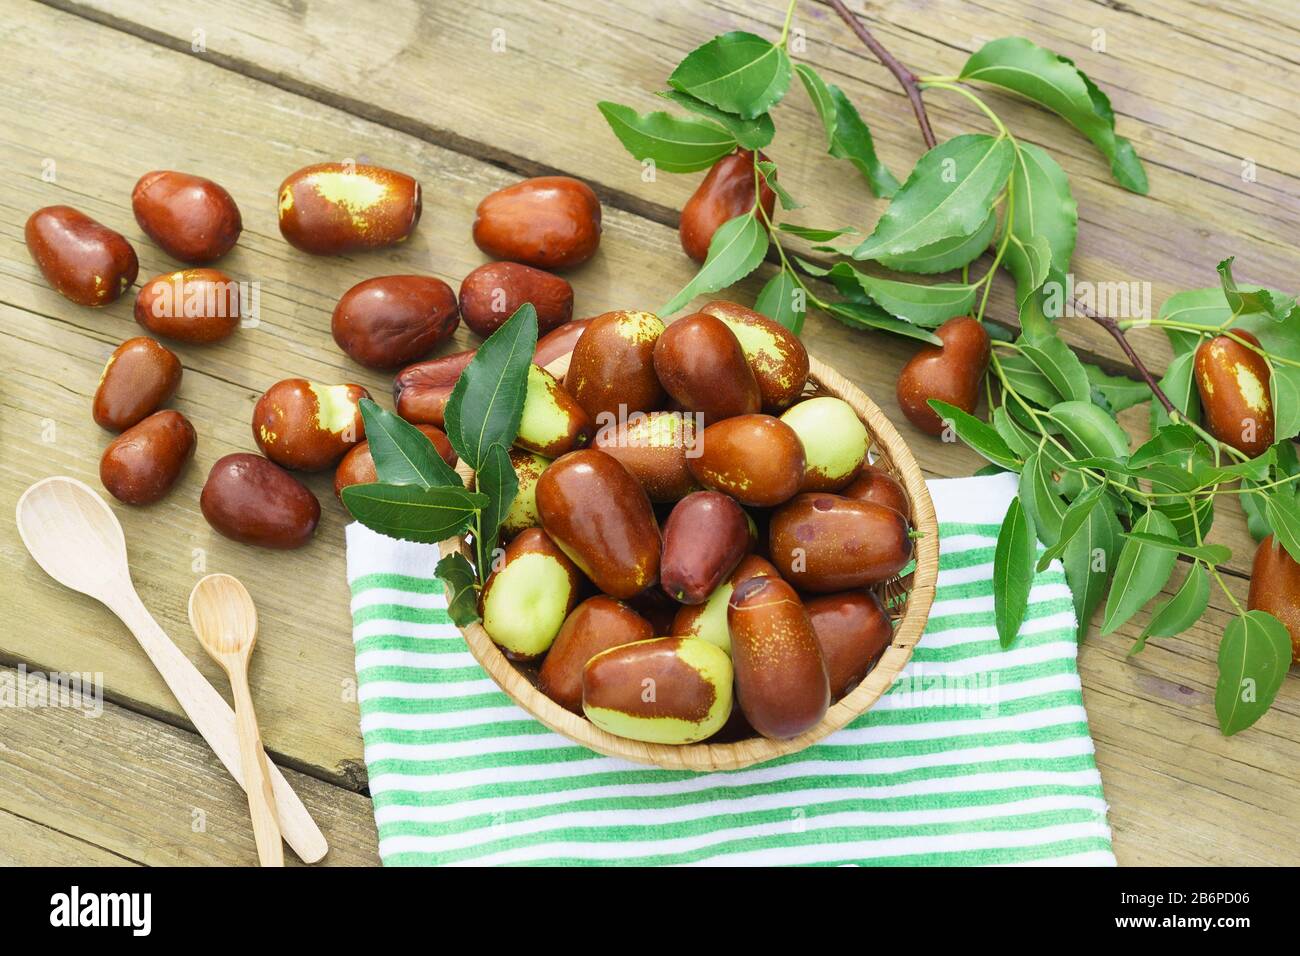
[{"xmin": 442, "ymin": 349, "xmax": 939, "ymax": 772}]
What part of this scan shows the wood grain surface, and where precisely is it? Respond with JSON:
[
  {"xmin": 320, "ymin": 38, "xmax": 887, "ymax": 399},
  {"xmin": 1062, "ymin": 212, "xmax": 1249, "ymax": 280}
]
[{"xmin": 1, "ymin": 0, "xmax": 1296, "ymax": 865}]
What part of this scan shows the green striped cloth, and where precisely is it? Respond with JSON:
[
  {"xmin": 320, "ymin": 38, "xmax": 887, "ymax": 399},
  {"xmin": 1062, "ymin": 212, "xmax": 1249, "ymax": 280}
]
[{"xmin": 344, "ymin": 473, "xmax": 1114, "ymax": 866}]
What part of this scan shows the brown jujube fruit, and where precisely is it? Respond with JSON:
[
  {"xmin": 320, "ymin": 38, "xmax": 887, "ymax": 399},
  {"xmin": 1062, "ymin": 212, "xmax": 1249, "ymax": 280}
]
[
  {"xmin": 277, "ymin": 162, "xmax": 421, "ymax": 255},
  {"xmin": 25, "ymin": 206, "xmax": 139, "ymax": 307},
  {"xmin": 688, "ymin": 414, "xmax": 805, "ymax": 507},
  {"xmin": 535, "ymin": 449, "xmax": 660, "ymax": 599},
  {"xmin": 333, "ymin": 425, "xmax": 456, "ymax": 499},
  {"xmin": 394, "ymin": 349, "xmax": 476, "ymax": 427},
  {"xmin": 252, "ymin": 378, "xmax": 370, "ymax": 471},
  {"xmin": 1247, "ymin": 535, "xmax": 1300, "ymax": 664},
  {"xmin": 660, "ymin": 491, "xmax": 750, "ymax": 604},
  {"xmin": 653, "ymin": 313, "xmax": 761, "ymax": 425},
  {"xmin": 534, "ymin": 318, "xmax": 592, "ymax": 369},
  {"xmin": 841, "ymin": 463, "xmax": 909, "ymax": 517},
  {"xmin": 728, "ymin": 576, "xmax": 829, "ymax": 740},
  {"xmin": 896, "ymin": 316, "xmax": 990, "ymax": 436},
  {"xmin": 592, "ymin": 410, "xmax": 700, "ymax": 503},
  {"xmin": 538, "ymin": 597, "xmax": 654, "ymax": 713},
  {"xmin": 699, "ymin": 300, "xmax": 809, "ymax": 411},
  {"xmin": 93, "ymin": 337, "xmax": 182, "ymax": 432},
  {"xmin": 564, "ymin": 310, "xmax": 666, "ymax": 421},
  {"xmin": 99, "ymin": 410, "xmax": 196, "ymax": 505},
  {"xmin": 679, "ymin": 149, "xmax": 776, "ymax": 264},
  {"xmin": 806, "ymin": 590, "xmax": 893, "ymax": 699},
  {"xmin": 134, "ymin": 268, "xmax": 240, "ymax": 343},
  {"xmin": 478, "ymin": 527, "xmax": 582, "ymax": 661},
  {"xmin": 1194, "ymin": 331, "xmax": 1275, "ymax": 458},
  {"xmin": 472, "ymin": 176, "xmax": 601, "ymax": 270},
  {"xmin": 769, "ymin": 493, "xmax": 913, "ymax": 592},
  {"xmin": 200, "ymin": 453, "xmax": 320, "ymax": 549},
  {"xmin": 131, "ymin": 170, "xmax": 242, "ymax": 263},
  {"xmin": 331, "ymin": 275, "xmax": 459, "ymax": 369},
  {"xmin": 459, "ymin": 261, "xmax": 574, "ymax": 339}
]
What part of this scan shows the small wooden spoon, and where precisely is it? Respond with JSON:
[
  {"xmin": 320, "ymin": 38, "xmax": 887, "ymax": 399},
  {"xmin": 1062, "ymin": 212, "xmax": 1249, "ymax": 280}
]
[
  {"xmin": 15, "ymin": 476, "xmax": 327, "ymax": 863},
  {"xmin": 189, "ymin": 574, "xmax": 284, "ymax": 867}
]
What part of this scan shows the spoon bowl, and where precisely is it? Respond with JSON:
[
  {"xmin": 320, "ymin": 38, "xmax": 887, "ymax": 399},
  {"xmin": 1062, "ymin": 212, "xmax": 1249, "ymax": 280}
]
[
  {"xmin": 16, "ymin": 476, "xmax": 131, "ymax": 602},
  {"xmin": 189, "ymin": 573, "xmax": 259, "ymax": 661}
]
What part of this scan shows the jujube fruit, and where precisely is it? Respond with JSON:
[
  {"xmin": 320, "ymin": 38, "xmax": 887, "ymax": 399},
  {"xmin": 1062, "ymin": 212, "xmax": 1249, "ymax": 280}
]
[
  {"xmin": 653, "ymin": 312, "xmax": 761, "ymax": 425},
  {"xmin": 132, "ymin": 170, "xmax": 241, "ymax": 263},
  {"xmin": 896, "ymin": 315, "xmax": 990, "ymax": 436},
  {"xmin": 278, "ymin": 162, "xmax": 421, "ymax": 255},
  {"xmin": 331, "ymin": 275, "xmax": 460, "ymax": 369},
  {"xmin": 25, "ymin": 206, "xmax": 138, "ymax": 307},
  {"xmin": 535, "ymin": 449, "xmax": 661, "ymax": 599},
  {"xmin": 92, "ymin": 337, "xmax": 182, "ymax": 432},
  {"xmin": 679, "ymin": 149, "xmax": 775, "ymax": 264},
  {"xmin": 459, "ymin": 261, "xmax": 574, "ymax": 339},
  {"xmin": 728, "ymin": 576, "xmax": 829, "ymax": 740},
  {"xmin": 659, "ymin": 491, "xmax": 750, "ymax": 604},
  {"xmin": 472, "ymin": 176, "xmax": 601, "ymax": 270},
  {"xmin": 1194, "ymin": 331, "xmax": 1275, "ymax": 458},
  {"xmin": 769, "ymin": 493, "xmax": 913, "ymax": 592},
  {"xmin": 538, "ymin": 596, "xmax": 654, "ymax": 713}
]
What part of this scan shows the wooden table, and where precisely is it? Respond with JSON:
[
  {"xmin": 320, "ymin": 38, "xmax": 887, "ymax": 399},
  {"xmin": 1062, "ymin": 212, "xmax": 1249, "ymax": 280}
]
[{"xmin": 1, "ymin": 0, "xmax": 1297, "ymax": 866}]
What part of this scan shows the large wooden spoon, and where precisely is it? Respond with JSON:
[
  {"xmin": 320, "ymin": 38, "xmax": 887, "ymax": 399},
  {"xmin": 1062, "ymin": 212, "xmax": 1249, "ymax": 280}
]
[
  {"xmin": 189, "ymin": 574, "xmax": 284, "ymax": 867},
  {"xmin": 15, "ymin": 476, "xmax": 327, "ymax": 863}
]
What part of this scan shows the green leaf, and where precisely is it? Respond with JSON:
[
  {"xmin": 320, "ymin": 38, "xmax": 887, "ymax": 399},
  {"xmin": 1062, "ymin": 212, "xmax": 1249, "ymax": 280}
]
[
  {"xmin": 1050, "ymin": 399, "xmax": 1131, "ymax": 461},
  {"xmin": 754, "ymin": 267, "xmax": 806, "ymax": 333},
  {"xmin": 1128, "ymin": 423, "xmax": 1202, "ymax": 470},
  {"xmin": 357, "ymin": 398, "xmax": 461, "ymax": 490},
  {"xmin": 1000, "ymin": 143, "xmax": 1077, "ymax": 301},
  {"xmin": 1101, "ymin": 509, "xmax": 1179, "ymax": 635},
  {"xmin": 756, "ymin": 160, "xmax": 800, "ymax": 210},
  {"xmin": 1150, "ymin": 348, "xmax": 1200, "ymax": 431},
  {"xmin": 853, "ymin": 134, "xmax": 1015, "ymax": 261},
  {"xmin": 875, "ymin": 212, "xmax": 997, "ymax": 275},
  {"xmin": 1084, "ymin": 363, "xmax": 1150, "ymax": 413},
  {"xmin": 1215, "ymin": 611, "xmax": 1293, "ymax": 735},
  {"xmin": 795, "ymin": 64, "xmax": 899, "ymax": 197},
  {"xmin": 435, "ymin": 551, "xmax": 481, "ymax": 626},
  {"xmin": 958, "ymin": 37, "xmax": 1148, "ymax": 193},
  {"xmin": 1271, "ymin": 366, "xmax": 1300, "ymax": 443},
  {"xmin": 659, "ymin": 211, "xmax": 769, "ymax": 316},
  {"xmin": 1020, "ymin": 334, "xmax": 1091, "ymax": 404},
  {"xmin": 474, "ymin": 442, "xmax": 518, "ymax": 564},
  {"xmin": 596, "ymin": 101, "xmax": 736, "ymax": 173},
  {"xmin": 1036, "ymin": 483, "xmax": 1104, "ymax": 571},
  {"xmin": 443, "ymin": 304, "xmax": 537, "ymax": 471},
  {"xmin": 849, "ymin": 273, "xmax": 979, "ymax": 328},
  {"xmin": 668, "ymin": 31, "xmax": 792, "ymax": 120},
  {"xmin": 1121, "ymin": 532, "xmax": 1231, "ymax": 565},
  {"xmin": 927, "ymin": 399, "xmax": 1022, "ymax": 469},
  {"xmin": 824, "ymin": 300, "xmax": 942, "ymax": 345},
  {"xmin": 1063, "ymin": 492, "xmax": 1122, "ymax": 637},
  {"xmin": 1263, "ymin": 491, "xmax": 1300, "ymax": 563},
  {"xmin": 1217, "ymin": 256, "xmax": 1295, "ymax": 320},
  {"xmin": 341, "ymin": 483, "xmax": 488, "ymax": 544},
  {"xmin": 1130, "ymin": 562, "xmax": 1209, "ymax": 656},
  {"xmin": 776, "ymin": 222, "xmax": 855, "ymax": 242},
  {"xmin": 994, "ymin": 496, "xmax": 1037, "ymax": 647},
  {"xmin": 655, "ymin": 89, "xmax": 774, "ymax": 149},
  {"xmin": 997, "ymin": 352, "xmax": 1061, "ymax": 408},
  {"xmin": 1020, "ymin": 449, "xmax": 1069, "ymax": 547},
  {"xmin": 1155, "ymin": 495, "xmax": 1216, "ymax": 545}
]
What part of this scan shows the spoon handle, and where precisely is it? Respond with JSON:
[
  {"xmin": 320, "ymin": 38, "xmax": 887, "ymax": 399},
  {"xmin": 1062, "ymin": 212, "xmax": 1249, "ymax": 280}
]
[
  {"xmin": 230, "ymin": 665, "xmax": 284, "ymax": 866},
  {"xmin": 109, "ymin": 588, "xmax": 328, "ymax": 863}
]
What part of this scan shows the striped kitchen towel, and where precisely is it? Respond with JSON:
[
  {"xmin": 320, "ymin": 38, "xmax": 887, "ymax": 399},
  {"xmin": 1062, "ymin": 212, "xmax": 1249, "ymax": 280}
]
[{"xmin": 345, "ymin": 472, "xmax": 1114, "ymax": 866}]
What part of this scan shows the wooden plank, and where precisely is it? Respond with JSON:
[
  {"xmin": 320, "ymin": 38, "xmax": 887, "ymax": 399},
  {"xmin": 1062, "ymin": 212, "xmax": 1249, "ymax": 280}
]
[
  {"xmin": 42, "ymin": 0, "xmax": 1300, "ymax": 374},
  {"xmin": 0, "ymin": 809, "xmax": 138, "ymax": 866},
  {"xmin": 0, "ymin": 665, "xmax": 379, "ymax": 865}
]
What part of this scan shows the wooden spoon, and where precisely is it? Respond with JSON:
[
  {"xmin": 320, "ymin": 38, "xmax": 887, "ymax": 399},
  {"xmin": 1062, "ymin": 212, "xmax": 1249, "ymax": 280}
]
[
  {"xmin": 15, "ymin": 476, "xmax": 328, "ymax": 864},
  {"xmin": 189, "ymin": 574, "xmax": 284, "ymax": 867}
]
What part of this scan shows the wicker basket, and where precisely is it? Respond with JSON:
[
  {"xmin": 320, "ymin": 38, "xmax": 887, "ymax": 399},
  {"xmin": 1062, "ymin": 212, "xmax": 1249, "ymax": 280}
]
[{"xmin": 442, "ymin": 351, "xmax": 939, "ymax": 771}]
